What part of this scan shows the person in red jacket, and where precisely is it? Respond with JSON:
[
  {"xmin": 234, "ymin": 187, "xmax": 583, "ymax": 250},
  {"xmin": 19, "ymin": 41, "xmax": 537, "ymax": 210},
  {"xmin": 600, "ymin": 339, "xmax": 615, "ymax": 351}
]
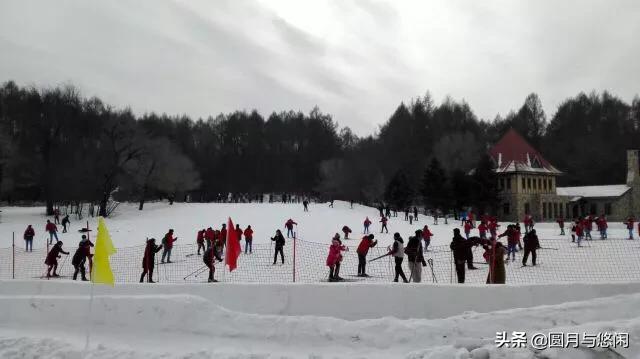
[
  {"xmin": 363, "ymin": 217, "xmax": 372, "ymax": 234},
  {"xmin": 140, "ymin": 238, "xmax": 162, "ymax": 283},
  {"xmin": 597, "ymin": 215, "xmax": 608, "ymax": 239},
  {"xmin": 488, "ymin": 219, "xmax": 499, "ymax": 240},
  {"xmin": 498, "ymin": 225, "xmax": 519, "ymax": 261},
  {"xmin": 342, "ymin": 225, "xmax": 352, "ymax": 239},
  {"xmin": 463, "ymin": 220, "xmax": 472, "ymax": 239},
  {"xmin": 379, "ymin": 216, "xmax": 389, "ymax": 233},
  {"xmin": 326, "ymin": 236, "xmax": 348, "ymax": 281},
  {"xmin": 45, "ymin": 241, "xmax": 69, "ymax": 278},
  {"xmin": 356, "ymin": 234, "xmax": 377, "ymax": 277},
  {"xmin": 243, "ymin": 225, "xmax": 254, "ymax": 254},
  {"xmin": 161, "ymin": 229, "xmax": 178, "ymax": 263},
  {"xmin": 235, "ymin": 224, "xmax": 243, "ymax": 243},
  {"xmin": 557, "ymin": 216, "xmax": 565, "ymax": 235},
  {"xmin": 478, "ymin": 221, "xmax": 488, "ymax": 240},
  {"xmin": 626, "ymin": 216, "xmax": 635, "ymax": 240},
  {"xmin": 45, "ymin": 220, "xmax": 59, "ymax": 245},
  {"xmin": 204, "ymin": 227, "xmax": 215, "ymax": 249},
  {"xmin": 422, "ymin": 225, "xmax": 433, "ymax": 252},
  {"xmin": 284, "ymin": 219, "xmax": 297, "ymax": 238},
  {"xmin": 23, "ymin": 225, "xmax": 35, "ymax": 252},
  {"xmin": 196, "ymin": 229, "xmax": 205, "ymax": 255},
  {"xmin": 575, "ymin": 220, "xmax": 584, "ymax": 246}
]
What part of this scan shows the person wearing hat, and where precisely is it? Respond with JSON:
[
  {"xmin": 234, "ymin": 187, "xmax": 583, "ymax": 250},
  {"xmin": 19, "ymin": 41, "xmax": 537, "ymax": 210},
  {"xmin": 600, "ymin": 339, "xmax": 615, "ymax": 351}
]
[
  {"xmin": 450, "ymin": 229, "xmax": 479, "ymax": 283},
  {"xmin": 161, "ymin": 229, "xmax": 178, "ymax": 263},
  {"xmin": 141, "ymin": 238, "xmax": 163, "ymax": 283},
  {"xmin": 45, "ymin": 241, "xmax": 69, "ymax": 278},
  {"xmin": 72, "ymin": 235, "xmax": 93, "ymax": 281},
  {"xmin": 404, "ymin": 230, "xmax": 427, "ymax": 283},
  {"xmin": 522, "ymin": 229, "xmax": 540, "ymax": 266}
]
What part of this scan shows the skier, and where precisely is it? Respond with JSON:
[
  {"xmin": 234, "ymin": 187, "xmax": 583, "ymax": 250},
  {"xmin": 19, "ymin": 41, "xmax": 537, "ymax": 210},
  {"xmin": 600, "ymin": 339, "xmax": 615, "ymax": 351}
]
[
  {"xmin": 350, "ymin": 200, "xmax": 354, "ymax": 209},
  {"xmin": 45, "ymin": 241, "xmax": 69, "ymax": 278},
  {"xmin": 422, "ymin": 225, "xmax": 433, "ymax": 252},
  {"xmin": 404, "ymin": 230, "xmax": 426, "ymax": 283},
  {"xmin": 582, "ymin": 216, "xmax": 592, "ymax": 240},
  {"xmin": 61, "ymin": 215, "xmax": 70, "ymax": 233},
  {"xmin": 303, "ymin": 199, "xmax": 309, "ymax": 212},
  {"xmin": 356, "ymin": 234, "xmax": 377, "ymax": 277},
  {"xmin": 522, "ymin": 229, "xmax": 540, "ymax": 266},
  {"xmin": 575, "ymin": 220, "xmax": 584, "ymax": 247},
  {"xmin": 389, "ymin": 233, "xmax": 408, "ymax": 283},
  {"xmin": 243, "ymin": 225, "xmax": 254, "ymax": 254},
  {"xmin": 203, "ymin": 243, "xmax": 223, "ymax": 282},
  {"xmin": 140, "ymin": 238, "xmax": 162, "ymax": 283},
  {"xmin": 404, "ymin": 208, "xmax": 410, "ymax": 221},
  {"xmin": 478, "ymin": 221, "xmax": 488, "ymax": 240},
  {"xmin": 220, "ymin": 224, "xmax": 227, "ymax": 243},
  {"xmin": 326, "ymin": 236, "xmax": 348, "ymax": 281},
  {"xmin": 71, "ymin": 235, "xmax": 93, "ymax": 281},
  {"xmin": 449, "ymin": 229, "xmax": 478, "ymax": 283},
  {"xmin": 557, "ymin": 216, "xmax": 565, "ymax": 235},
  {"xmin": 161, "ymin": 229, "xmax": 178, "ymax": 263},
  {"xmin": 570, "ymin": 220, "xmax": 577, "ymax": 242},
  {"xmin": 597, "ymin": 215, "xmax": 608, "ymax": 239},
  {"xmin": 488, "ymin": 219, "xmax": 499, "ymax": 240},
  {"xmin": 433, "ymin": 209, "xmax": 439, "ymax": 225},
  {"xmin": 363, "ymin": 217, "xmax": 372, "ymax": 234},
  {"xmin": 463, "ymin": 220, "xmax": 472, "ymax": 239},
  {"xmin": 380, "ymin": 216, "xmax": 389, "ymax": 233},
  {"xmin": 413, "ymin": 206, "xmax": 419, "ymax": 221},
  {"xmin": 341, "ymin": 225, "xmax": 352, "ymax": 239},
  {"xmin": 53, "ymin": 208, "xmax": 60, "ymax": 224},
  {"xmin": 626, "ymin": 216, "xmax": 635, "ymax": 240},
  {"xmin": 23, "ymin": 225, "xmax": 35, "ymax": 252},
  {"xmin": 284, "ymin": 219, "xmax": 297, "ymax": 238},
  {"xmin": 271, "ymin": 229, "xmax": 286, "ymax": 265},
  {"xmin": 329, "ymin": 199, "xmax": 334, "ymax": 208},
  {"xmin": 45, "ymin": 220, "xmax": 59, "ymax": 244},
  {"xmin": 385, "ymin": 206, "xmax": 391, "ymax": 218},
  {"xmin": 498, "ymin": 225, "xmax": 519, "ymax": 262},
  {"xmin": 235, "ymin": 224, "xmax": 243, "ymax": 243},
  {"xmin": 205, "ymin": 227, "xmax": 215, "ymax": 249},
  {"xmin": 409, "ymin": 214, "xmax": 414, "ymax": 225},
  {"xmin": 196, "ymin": 229, "xmax": 206, "ymax": 255}
]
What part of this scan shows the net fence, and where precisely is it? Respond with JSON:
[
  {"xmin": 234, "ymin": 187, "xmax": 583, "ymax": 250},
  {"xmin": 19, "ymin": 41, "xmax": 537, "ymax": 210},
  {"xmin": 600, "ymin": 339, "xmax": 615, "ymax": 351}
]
[{"xmin": 2, "ymin": 236, "xmax": 640, "ymax": 284}]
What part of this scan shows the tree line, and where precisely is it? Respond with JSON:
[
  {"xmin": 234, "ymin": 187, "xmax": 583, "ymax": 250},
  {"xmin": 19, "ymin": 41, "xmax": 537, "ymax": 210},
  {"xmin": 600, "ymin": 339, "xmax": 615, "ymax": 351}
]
[{"xmin": 0, "ymin": 80, "xmax": 638, "ymax": 216}]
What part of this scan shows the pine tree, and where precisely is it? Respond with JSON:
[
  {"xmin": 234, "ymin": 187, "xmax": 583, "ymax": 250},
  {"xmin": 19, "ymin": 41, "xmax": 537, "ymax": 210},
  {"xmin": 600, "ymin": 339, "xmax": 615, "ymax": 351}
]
[
  {"xmin": 421, "ymin": 158, "xmax": 449, "ymax": 210},
  {"xmin": 384, "ymin": 169, "xmax": 413, "ymax": 210},
  {"xmin": 472, "ymin": 154, "xmax": 499, "ymax": 215}
]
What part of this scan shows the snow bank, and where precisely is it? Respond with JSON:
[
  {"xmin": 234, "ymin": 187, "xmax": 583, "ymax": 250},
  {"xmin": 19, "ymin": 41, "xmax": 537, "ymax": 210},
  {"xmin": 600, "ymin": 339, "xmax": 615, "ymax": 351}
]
[
  {"xmin": 1, "ymin": 280, "xmax": 640, "ymax": 358},
  {"xmin": 4, "ymin": 280, "xmax": 640, "ymax": 320}
]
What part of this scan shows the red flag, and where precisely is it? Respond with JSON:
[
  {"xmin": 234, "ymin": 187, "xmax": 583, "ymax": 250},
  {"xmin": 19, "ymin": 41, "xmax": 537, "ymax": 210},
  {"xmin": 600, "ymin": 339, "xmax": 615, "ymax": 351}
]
[{"xmin": 225, "ymin": 217, "xmax": 241, "ymax": 271}]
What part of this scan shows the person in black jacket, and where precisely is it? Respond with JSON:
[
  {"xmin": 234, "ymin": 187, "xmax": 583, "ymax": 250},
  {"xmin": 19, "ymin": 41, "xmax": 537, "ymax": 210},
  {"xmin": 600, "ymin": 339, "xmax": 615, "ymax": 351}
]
[
  {"xmin": 522, "ymin": 229, "xmax": 540, "ymax": 266},
  {"xmin": 404, "ymin": 230, "xmax": 427, "ymax": 282},
  {"xmin": 71, "ymin": 235, "xmax": 93, "ymax": 281},
  {"xmin": 271, "ymin": 229, "xmax": 286, "ymax": 265},
  {"xmin": 140, "ymin": 238, "xmax": 163, "ymax": 283},
  {"xmin": 450, "ymin": 229, "xmax": 480, "ymax": 283},
  {"xmin": 203, "ymin": 245, "xmax": 223, "ymax": 282},
  {"xmin": 389, "ymin": 233, "xmax": 408, "ymax": 283}
]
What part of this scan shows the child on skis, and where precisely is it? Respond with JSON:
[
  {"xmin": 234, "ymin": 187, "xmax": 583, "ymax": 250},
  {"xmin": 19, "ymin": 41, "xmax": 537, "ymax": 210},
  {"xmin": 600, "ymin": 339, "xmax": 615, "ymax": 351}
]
[
  {"xmin": 326, "ymin": 235, "xmax": 348, "ymax": 281},
  {"xmin": 45, "ymin": 241, "xmax": 69, "ymax": 278}
]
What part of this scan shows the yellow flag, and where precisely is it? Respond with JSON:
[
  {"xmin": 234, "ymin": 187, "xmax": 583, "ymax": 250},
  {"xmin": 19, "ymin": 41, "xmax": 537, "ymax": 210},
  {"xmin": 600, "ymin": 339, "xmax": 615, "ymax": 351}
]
[{"xmin": 92, "ymin": 217, "xmax": 117, "ymax": 286}]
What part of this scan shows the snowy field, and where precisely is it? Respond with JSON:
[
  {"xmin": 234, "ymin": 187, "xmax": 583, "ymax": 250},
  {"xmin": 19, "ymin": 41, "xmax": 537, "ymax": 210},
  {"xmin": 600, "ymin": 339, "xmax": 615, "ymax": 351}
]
[
  {"xmin": 1, "ymin": 201, "xmax": 640, "ymax": 284},
  {"xmin": 1, "ymin": 202, "xmax": 640, "ymax": 358},
  {"xmin": 0, "ymin": 200, "xmax": 634, "ymax": 248}
]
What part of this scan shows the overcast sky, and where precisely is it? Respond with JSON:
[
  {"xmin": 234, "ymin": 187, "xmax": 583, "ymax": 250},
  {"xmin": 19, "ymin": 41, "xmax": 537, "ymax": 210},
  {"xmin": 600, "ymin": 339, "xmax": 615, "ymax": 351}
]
[{"xmin": 1, "ymin": 1, "xmax": 639, "ymax": 134}]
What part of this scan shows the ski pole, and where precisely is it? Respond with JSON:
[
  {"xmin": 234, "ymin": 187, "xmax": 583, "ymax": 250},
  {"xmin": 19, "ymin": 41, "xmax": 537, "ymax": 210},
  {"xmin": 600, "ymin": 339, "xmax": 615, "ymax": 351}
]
[
  {"xmin": 368, "ymin": 252, "xmax": 391, "ymax": 263},
  {"xmin": 538, "ymin": 247, "xmax": 559, "ymax": 250},
  {"xmin": 428, "ymin": 258, "xmax": 437, "ymax": 283},
  {"xmin": 183, "ymin": 265, "xmax": 207, "ymax": 280}
]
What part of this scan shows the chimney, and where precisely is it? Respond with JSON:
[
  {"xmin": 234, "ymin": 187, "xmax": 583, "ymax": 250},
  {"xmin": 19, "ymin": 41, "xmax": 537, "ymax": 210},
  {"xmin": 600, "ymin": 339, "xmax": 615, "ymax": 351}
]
[{"xmin": 626, "ymin": 150, "xmax": 640, "ymax": 185}]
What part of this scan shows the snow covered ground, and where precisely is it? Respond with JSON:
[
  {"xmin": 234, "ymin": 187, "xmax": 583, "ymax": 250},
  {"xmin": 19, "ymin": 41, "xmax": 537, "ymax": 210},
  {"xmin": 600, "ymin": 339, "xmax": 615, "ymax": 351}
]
[
  {"xmin": 0, "ymin": 280, "xmax": 638, "ymax": 358},
  {"xmin": 0, "ymin": 200, "xmax": 633, "ymax": 248}
]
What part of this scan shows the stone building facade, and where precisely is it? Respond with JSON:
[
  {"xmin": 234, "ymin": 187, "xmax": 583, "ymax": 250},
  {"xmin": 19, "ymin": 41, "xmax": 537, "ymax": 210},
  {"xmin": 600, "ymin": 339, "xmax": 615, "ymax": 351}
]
[{"xmin": 490, "ymin": 129, "xmax": 640, "ymax": 222}]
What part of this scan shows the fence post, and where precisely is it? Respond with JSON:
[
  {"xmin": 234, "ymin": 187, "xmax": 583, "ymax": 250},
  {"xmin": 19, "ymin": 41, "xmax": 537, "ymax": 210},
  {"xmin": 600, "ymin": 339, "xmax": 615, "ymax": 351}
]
[
  {"xmin": 292, "ymin": 232, "xmax": 297, "ymax": 283},
  {"xmin": 12, "ymin": 232, "xmax": 15, "ymax": 279}
]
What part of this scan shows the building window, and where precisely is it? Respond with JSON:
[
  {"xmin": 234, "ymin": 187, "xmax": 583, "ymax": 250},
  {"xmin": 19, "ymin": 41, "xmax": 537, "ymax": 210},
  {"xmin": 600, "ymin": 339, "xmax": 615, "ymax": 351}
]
[
  {"xmin": 533, "ymin": 178, "xmax": 537, "ymax": 190},
  {"xmin": 524, "ymin": 203, "xmax": 530, "ymax": 215},
  {"xmin": 527, "ymin": 178, "xmax": 531, "ymax": 190},
  {"xmin": 500, "ymin": 178, "xmax": 504, "ymax": 191},
  {"xmin": 503, "ymin": 203, "xmax": 510, "ymax": 215},
  {"xmin": 507, "ymin": 178, "xmax": 512, "ymax": 191},
  {"xmin": 543, "ymin": 202, "xmax": 548, "ymax": 218},
  {"xmin": 548, "ymin": 179, "xmax": 552, "ymax": 191},
  {"xmin": 589, "ymin": 204, "xmax": 597, "ymax": 215},
  {"xmin": 553, "ymin": 203, "xmax": 558, "ymax": 218},
  {"xmin": 605, "ymin": 203, "xmax": 612, "ymax": 215},
  {"xmin": 522, "ymin": 178, "xmax": 525, "ymax": 190}
]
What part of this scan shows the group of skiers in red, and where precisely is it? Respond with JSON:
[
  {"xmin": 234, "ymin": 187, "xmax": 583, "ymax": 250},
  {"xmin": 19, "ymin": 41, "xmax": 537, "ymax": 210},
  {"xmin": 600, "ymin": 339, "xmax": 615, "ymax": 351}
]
[{"xmin": 556, "ymin": 215, "xmax": 610, "ymax": 246}]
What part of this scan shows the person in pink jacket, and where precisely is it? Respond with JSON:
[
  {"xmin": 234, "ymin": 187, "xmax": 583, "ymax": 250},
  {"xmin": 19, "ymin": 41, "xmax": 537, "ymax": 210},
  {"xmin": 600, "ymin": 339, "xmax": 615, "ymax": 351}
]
[{"xmin": 326, "ymin": 235, "xmax": 348, "ymax": 281}]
